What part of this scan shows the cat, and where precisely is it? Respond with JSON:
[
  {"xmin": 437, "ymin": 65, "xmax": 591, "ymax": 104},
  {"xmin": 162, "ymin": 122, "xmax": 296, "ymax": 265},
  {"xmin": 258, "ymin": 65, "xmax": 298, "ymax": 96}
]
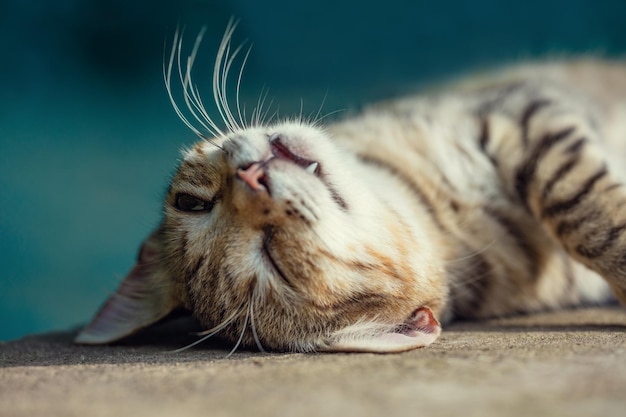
[{"xmin": 75, "ymin": 21, "xmax": 626, "ymax": 353}]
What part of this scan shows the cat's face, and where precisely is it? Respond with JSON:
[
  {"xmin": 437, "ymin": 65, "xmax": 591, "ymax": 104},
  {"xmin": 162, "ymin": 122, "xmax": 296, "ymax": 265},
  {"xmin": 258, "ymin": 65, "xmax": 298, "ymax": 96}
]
[
  {"xmin": 75, "ymin": 24, "xmax": 446, "ymax": 353},
  {"xmin": 75, "ymin": 120, "xmax": 446, "ymax": 352},
  {"xmin": 155, "ymin": 121, "xmax": 446, "ymax": 352}
]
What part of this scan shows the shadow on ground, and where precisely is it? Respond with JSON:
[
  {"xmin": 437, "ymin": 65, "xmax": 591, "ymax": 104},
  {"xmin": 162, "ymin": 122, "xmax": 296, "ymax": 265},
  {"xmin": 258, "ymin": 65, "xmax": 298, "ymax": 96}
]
[{"xmin": 2, "ymin": 306, "xmax": 625, "ymax": 368}]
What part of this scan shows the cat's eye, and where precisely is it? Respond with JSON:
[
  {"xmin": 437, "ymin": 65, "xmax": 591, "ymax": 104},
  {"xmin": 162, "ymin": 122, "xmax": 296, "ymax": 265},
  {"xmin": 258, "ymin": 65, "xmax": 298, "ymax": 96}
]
[{"xmin": 174, "ymin": 193, "xmax": 214, "ymax": 213}]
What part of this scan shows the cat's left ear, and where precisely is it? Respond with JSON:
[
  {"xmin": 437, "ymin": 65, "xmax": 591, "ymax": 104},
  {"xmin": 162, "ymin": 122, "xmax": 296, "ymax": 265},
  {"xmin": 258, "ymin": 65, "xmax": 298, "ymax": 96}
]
[
  {"xmin": 322, "ymin": 307, "xmax": 441, "ymax": 353},
  {"xmin": 74, "ymin": 228, "xmax": 182, "ymax": 344}
]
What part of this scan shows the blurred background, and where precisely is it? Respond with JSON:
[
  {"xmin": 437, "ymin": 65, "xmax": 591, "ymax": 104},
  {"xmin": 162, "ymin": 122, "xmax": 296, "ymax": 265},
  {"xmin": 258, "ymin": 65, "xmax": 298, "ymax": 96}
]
[{"xmin": 1, "ymin": 0, "xmax": 625, "ymax": 341}]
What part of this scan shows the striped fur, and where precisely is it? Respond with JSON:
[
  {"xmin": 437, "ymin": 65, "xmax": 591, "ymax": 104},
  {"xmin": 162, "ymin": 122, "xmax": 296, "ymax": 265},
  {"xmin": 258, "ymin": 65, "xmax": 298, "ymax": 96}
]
[{"xmin": 77, "ymin": 25, "xmax": 626, "ymax": 353}]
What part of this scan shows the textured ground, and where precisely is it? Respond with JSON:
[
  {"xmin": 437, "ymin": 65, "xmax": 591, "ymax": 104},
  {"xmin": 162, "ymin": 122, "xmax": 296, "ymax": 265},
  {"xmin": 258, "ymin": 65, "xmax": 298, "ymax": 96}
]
[{"xmin": 2, "ymin": 306, "xmax": 626, "ymax": 417}]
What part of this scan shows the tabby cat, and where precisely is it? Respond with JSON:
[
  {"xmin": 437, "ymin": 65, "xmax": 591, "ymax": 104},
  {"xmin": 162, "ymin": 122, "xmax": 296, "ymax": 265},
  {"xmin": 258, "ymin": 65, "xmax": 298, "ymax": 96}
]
[{"xmin": 75, "ymin": 22, "xmax": 626, "ymax": 353}]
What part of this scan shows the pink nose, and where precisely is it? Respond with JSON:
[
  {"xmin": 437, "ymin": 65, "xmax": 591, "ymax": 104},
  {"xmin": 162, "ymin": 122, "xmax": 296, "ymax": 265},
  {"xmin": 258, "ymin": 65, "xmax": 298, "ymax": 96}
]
[{"xmin": 237, "ymin": 163, "xmax": 266, "ymax": 191}]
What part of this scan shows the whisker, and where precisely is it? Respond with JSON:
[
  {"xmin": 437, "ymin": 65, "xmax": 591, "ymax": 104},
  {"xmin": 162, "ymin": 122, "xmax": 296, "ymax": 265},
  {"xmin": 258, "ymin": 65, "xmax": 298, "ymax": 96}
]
[
  {"xmin": 445, "ymin": 239, "xmax": 496, "ymax": 265},
  {"xmin": 168, "ymin": 308, "xmax": 241, "ymax": 353},
  {"xmin": 260, "ymin": 98, "xmax": 277, "ymax": 126},
  {"xmin": 184, "ymin": 27, "xmax": 227, "ymax": 139},
  {"xmin": 311, "ymin": 91, "xmax": 328, "ymax": 125},
  {"xmin": 217, "ymin": 32, "xmax": 234, "ymax": 131},
  {"xmin": 241, "ymin": 102, "xmax": 249, "ymax": 129},
  {"xmin": 298, "ymin": 97, "xmax": 305, "ymax": 124},
  {"xmin": 221, "ymin": 41, "xmax": 246, "ymax": 132},
  {"xmin": 195, "ymin": 308, "xmax": 241, "ymax": 337},
  {"xmin": 212, "ymin": 19, "xmax": 239, "ymax": 135},
  {"xmin": 249, "ymin": 297, "xmax": 266, "ymax": 353},
  {"xmin": 236, "ymin": 45, "xmax": 253, "ymax": 130},
  {"xmin": 163, "ymin": 26, "xmax": 226, "ymax": 152},
  {"xmin": 183, "ymin": 63, "xmax": 222, "ymax": 138},
  {"xmin": 253, "ymin": 86, "xmax": 270, "ymax": 127},
  {"xmin": 225, "ymin": 306, "xmax": 250, "ymax": 358},
  {"xmin": 449, "ymin": 262, "xmax": 493, "ymax": 287},
  {"xmin": 310, "ymin": 108, "xmax": 346, "ymax": 126},
  {"xmin": 164, "ymin": 29, "xmax": 213, "ymax": 137}
]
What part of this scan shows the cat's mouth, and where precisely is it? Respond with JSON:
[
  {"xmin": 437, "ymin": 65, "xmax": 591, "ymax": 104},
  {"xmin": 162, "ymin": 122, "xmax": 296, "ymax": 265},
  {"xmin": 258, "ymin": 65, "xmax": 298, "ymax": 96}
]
[
  {"xmin": 236, "ymin": 136, "xmax": 321, "ymax": 192},
  {"xmin": 269, "ymin": 136, "xmax": 321, "ymax": 176},
  {"xmin": 236, "ymin": 137, "xmax": 348, "ymax": 210}
]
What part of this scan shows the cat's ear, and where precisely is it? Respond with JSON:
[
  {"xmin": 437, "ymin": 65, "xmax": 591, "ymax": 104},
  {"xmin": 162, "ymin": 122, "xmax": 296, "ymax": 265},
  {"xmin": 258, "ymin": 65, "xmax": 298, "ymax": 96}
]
[
  {"xmin": 322, "ymin": 307, "xmax": 441, "ymax": 353},
  {"xmin": 74, "ymin": 228, "xmax": 182, "ymax": 344}
]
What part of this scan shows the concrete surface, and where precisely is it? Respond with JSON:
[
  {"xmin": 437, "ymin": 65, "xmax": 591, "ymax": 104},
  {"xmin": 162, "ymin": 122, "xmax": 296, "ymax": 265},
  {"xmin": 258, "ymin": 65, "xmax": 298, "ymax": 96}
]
[{"xmin": 2, "ymin": 306, "xmax": 626, "ymax": 417}]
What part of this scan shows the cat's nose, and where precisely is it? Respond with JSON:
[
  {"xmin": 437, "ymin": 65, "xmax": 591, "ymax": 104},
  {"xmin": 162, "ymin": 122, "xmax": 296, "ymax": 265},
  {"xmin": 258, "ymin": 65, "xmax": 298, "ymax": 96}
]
[{"xmin": 237, "ymin": 162, "xmax": 267, "ymax": 191}]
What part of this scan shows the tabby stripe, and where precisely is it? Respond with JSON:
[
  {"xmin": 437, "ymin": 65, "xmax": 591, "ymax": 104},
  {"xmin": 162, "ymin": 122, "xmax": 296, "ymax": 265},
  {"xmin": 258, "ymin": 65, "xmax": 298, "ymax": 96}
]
[
  {"xmin": 564, "ymin": 137, "xmax": 587, "ymax": 154},
  {"xmin": 576, "ymin": 223, "xmax": 626, "ymax": 259},
  {"xmin": 478, "ymin": 114, "xmax": 490, "ymax": 150},
  {"xmin": 555, "ymin": 209, "xmax": 600, "ymax": 237},
  {"xmin": 541, "ymin": 154, "xmax": 580, "ymax": 201},
  {"xmin": 476, "ymin": 81, "xmax": 526, "ymax": 114},
  {"xmin": 344, "ymin": 292, "xmax": 391, "ymax": 310},
  {"xmin": 321, "ymin": 292, "xmax": 394, "ymax": 322},
  {"xmin": 541, "ymin": 138, "xmax": 587, "ymax": 199},
  {"xmin": 329, "ymin": 186, "xmax": 349, "ymax": 211},
  {"xmin": 603, "ymin": 183, "xmax": 623, "ymax": 193},
  {"xmin": 520, "ymin": 98, "xmax": 552, "ymax": 146},
  {"xmin": 357, "ymin": 154, "xmax": 447, "ymax": 231},
  {"xmin": 189, "ymin": 254, "xmax": 208, "ymax": 280},
  {"xmin": 556, "ymin": 217, "xmax": 586, "ymax": 237},
  {"xmin": 484, "ymin": 208, "xmax": 539, "ymax": 277},
  {"xmin": 542, "ymin": 165, "xmax": 608, "ymax": 218},
  {"xmin": 180, "ymin": 231, "xmax": 191, "ymax": 259},
  {"xmin": 515, "ymin": 126, "xmax": 576, "ymax": 209},
  {"xmin": 477, "ymin": 114, "xmax": 498, "ymax": 166}
]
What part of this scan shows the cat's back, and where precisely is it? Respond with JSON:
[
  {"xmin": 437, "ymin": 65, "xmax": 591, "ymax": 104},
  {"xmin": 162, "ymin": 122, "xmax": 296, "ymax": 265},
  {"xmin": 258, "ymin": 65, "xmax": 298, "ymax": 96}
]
[
  {"xmin": 459, "ymin": 58, "xmax": 626, "ymax": 158},
  {"xmin": 330, "ymin": 57, "xmax": 626, "ymax": 182},
  {"xmin": 452, "ymin": 57, "xmax": 626, "ymax": 102}
]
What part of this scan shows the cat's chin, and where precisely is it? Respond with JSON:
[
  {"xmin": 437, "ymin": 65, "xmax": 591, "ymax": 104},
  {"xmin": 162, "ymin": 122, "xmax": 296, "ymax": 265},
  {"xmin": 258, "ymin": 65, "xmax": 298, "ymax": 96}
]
[{"xmin": 320, "ymin": 306, "xmax": 442, "ymax": 353}]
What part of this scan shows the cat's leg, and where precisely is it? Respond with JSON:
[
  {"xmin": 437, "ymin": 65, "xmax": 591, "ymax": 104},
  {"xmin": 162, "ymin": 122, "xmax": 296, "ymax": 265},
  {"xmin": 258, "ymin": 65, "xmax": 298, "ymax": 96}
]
[{"xmin": 478, "ymin": 83, "xmax": 626, "ymax": 304}]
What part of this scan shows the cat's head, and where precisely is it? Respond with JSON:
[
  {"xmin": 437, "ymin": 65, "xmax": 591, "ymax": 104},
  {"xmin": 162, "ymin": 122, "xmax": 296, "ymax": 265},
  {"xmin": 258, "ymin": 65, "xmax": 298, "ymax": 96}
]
[{"xmin": 74, "ymin": 23, "xmax": 446, "ymax": 353}]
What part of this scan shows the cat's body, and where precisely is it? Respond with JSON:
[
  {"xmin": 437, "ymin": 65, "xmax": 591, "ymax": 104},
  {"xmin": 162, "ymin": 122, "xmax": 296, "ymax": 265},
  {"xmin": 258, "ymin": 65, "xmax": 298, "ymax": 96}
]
[
  {"xmin": 76, "ymin": 25, "xmax": 626, "ymax": 353},
  {"xmin": 332, "ymin": 59, "xmax": 626, "ymax": 323}
]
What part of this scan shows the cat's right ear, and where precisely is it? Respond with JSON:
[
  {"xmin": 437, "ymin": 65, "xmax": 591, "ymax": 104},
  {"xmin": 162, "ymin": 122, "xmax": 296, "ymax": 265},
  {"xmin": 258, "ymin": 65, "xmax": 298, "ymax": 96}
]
[{"xmin": 74, "ymin": 229, "xmax": 182, "ymax": 344}]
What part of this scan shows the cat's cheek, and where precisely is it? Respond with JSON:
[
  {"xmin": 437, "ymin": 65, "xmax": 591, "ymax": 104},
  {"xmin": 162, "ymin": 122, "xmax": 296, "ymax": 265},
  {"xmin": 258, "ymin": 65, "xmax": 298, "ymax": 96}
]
[{"xmin": 230, "ymin": 179, "xmax": 275, "ymax": 225}]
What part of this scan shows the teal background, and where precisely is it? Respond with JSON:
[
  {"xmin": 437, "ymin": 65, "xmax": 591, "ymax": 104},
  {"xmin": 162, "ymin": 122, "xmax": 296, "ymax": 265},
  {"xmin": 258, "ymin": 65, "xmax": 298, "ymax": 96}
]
[{"xmin": 1, "ymin": 0, "xmax": 625, "ymax": 341}]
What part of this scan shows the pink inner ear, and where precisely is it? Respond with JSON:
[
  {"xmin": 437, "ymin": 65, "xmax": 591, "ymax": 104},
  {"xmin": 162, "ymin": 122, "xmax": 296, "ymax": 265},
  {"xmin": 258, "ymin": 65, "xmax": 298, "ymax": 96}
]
[
  {"xmin": 323, "ymin": 306, "xmax": 442, "ymax": 354},
  {"xmin": 74, "ymin": 230, "xmax": 180, "ymax": 345}
]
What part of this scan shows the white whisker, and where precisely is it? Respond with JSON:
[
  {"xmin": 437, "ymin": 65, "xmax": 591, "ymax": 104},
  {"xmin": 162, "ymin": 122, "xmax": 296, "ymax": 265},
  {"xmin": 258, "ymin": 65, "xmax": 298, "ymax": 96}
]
[
  {"xmin": 236, "ymin": 45, "xmax": 253, "ymax": 130},
  {"xmin": 164, "ymin": 26, "xmax": 228, "ymax": 152},
  {"xmin": 264, "ymin": 107, "xmax": 280, "ymax": 126},
  {"xmin": 225, "ymin": 306, "xmax": 250, "ymax": 358},
  {"xmin": 212, "ymin": 19, "xmax": 239, "ymax": 134},
  {"xmin": 310, "ymin": 108, "xmax": 346, "ymax": 126},
  {"xmin": 259, "ymin": 98, "xmax": 278, "ymax": 126},
  {"xmin": 253, "ymin": 86, "xmax": 270, "ymax": 127},
  {"xmin": 445, "ymin": 239, "xmax": 496, "ymax": 265},
  {"xmin": 164, "ymin": 19, "xmax": 254, "ymax": 152},
  {"xmin": 311, "ymin": 91, "xmax": 328, "ymax": 125},
  {"xmin": 249, "ymin": 297, "xmax": 266, "ymax": 353},
  {"xmin": 164, "ymin": 29, "xmax": 214, "ymax": 139},
  {"xmin": 184, "ymin": 28, "xmax": 226, "ymax": 137},
  {"xmin": 221, "ymin": 42, "xmax": 246, "ymax": 132},
  {"xmin": 168, "ymin": 308, "xmax": 241, "ymax": 353},
  {"xmin": 298, "ymin": 97, "xmax": 305, "ymax": 124}
]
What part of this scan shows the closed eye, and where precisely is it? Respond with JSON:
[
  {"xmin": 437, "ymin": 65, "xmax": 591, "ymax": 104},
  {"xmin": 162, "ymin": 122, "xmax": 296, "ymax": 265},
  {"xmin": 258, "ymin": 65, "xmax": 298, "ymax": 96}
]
[{"xmin": 174, "ymin": 193, "xmax": 215, "ymax": 213}]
